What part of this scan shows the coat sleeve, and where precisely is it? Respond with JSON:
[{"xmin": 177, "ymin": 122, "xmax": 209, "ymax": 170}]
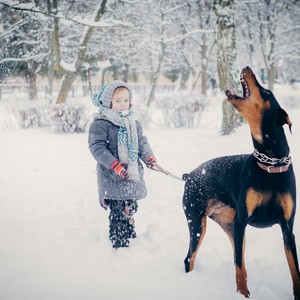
[
  {"xmin": 88, "ymin": 120, "xmax": 117, "ymax": 170},
  {"xmin": 136, "ymin": 121, "xmax": 155, "ymax": 163}
]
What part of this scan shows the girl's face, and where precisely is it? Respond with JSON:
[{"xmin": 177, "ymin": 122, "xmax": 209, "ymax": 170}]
[{"xmin": 111, "ymin": 88, "xmax": 130, "ymax": 110}]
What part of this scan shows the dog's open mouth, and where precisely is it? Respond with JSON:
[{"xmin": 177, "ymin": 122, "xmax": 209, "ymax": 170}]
[{"xmin": 226, "ymin": 66, "xmax": 253, "ymax": 101}]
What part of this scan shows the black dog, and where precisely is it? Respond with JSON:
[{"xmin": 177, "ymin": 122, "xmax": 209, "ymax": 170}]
[{"xmin": 182, "ymin": 66, "xmax": 300, "ymax": 299}]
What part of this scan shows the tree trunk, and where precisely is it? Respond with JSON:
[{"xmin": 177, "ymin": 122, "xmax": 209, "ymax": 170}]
[
  {"xmin": 213, "ymin": 0, "xmax": 241, "ymax": 135},
  {"xmin": 122, "ymin": 63, "xmax": 129, "ymax": 82},
  {"xmin": 267, "ymin": 64, "xmax": 275, "ymax": 90},
  {"xmin": 257, "ymin": 2, "xmax": 276, "ymax": 92},
  {"xmin": 28, "ymin": 72, "xmax": 38, "ymax": 100},
  {"xmin": 47, "ymin": 0, "xmax": 55, "ymax": 103},
  {"xmin": 27, "ymin": 61, "xmax": 38, "ymax": 100},
  {"xmin": 201, "ymin": 42, "xmax": 208, "ymax": 96},
  {"xmin": 52, "ymin": 0, "xmax": 61, "ymax": 67},
  {"xmin": 56, "ymin": 72, "xmax": 76, "ymax": 103},
  {"xmin": 56, "ymin": 0, "xmax": 107, "ymax": 104},
  {"xmin": 201, "ymin": 72, "xmax": 207, "ymax": 96},
  {"xmin": 147, "ymin": 50, "xmax": 164, "ymax": 107},
  {"xmin": 87, "ymin": 68, "xmax": 92, "ymax": 98},
  {"xmin": 147, "ymin": 11, "xmax": 165, "ymax": 107}
]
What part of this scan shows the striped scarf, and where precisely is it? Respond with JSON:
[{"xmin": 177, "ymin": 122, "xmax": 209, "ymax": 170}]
[{"xmin": 97, "ymin": 106, "xmax": 139, "ymax": 181}]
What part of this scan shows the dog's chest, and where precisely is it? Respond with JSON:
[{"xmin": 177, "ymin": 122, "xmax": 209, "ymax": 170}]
[{"xmin": 246, "ymin": 187, "xmax": 294, "ymax": 225}]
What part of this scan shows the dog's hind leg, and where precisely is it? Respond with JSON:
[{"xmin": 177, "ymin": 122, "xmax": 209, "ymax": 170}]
[
  {"xmin": 209, "ymin": 205, "xmax": 250, "ymax": 298},
  {"xmin": 208, "ymin": 202, "xmax": 236, "ymax": 254},
  {"xmin": 208, "ymin": 203, "xmax": 251, "ymax": 296},
  {"xmin": 183, "ymin": 211, "xmax": 207, "ymax": 273},
  {"xmin": 183, "ymin": 179, "xmax": 208, "ymax": 273}
]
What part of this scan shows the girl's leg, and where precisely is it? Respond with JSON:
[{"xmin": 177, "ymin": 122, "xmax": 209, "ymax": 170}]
[
  {"xmin": 107, "ymin": 200, "xmax": 130, "ymax": 248},
  {"xmin": 124, "ymin": 200, "xmax": 138, "ymax": 239}
]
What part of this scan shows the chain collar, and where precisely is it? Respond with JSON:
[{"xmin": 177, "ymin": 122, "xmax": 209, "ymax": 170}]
[{"xmin": 253, "ymin": 149, "xmax": 292, "ymax": 173}]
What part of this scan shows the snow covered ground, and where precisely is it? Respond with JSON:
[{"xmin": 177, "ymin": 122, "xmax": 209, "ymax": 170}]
[{"xmin": 0, "ymin": 89, "xmax": 300, "ymax": 300}]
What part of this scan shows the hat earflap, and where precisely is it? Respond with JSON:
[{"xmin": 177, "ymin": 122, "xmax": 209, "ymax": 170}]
[{"xmin": 92, "ymin": 83, "xmax": 108, "ymax": 107}]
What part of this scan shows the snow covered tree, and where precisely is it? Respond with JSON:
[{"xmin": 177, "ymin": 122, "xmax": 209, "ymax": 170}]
[
  {"xmin": 55, "ymin": 0, "xmax": 108, "ymax": 104},
  {"xmin": 256, "ymin": 0, "xmax": 300, "ymax": 90},
  {"xmin": 236, "ymin": 0, "xmax": 300, "ymax": 89},
  {"xmin": 89, "ymin": 0, "xmax": 146, "ymax": 84},
  {"xmin": 175, "ymin": 0, "xmax": 216, "ymax": 96},
  {"xmin": 1, "ymin": 0, "xmax": 300, "ymax": 129},
  {"xmin": 144, "ymin": 0, "xmax": 169, "ymax": 107},
  {"xmin": 0, "ymin": 3, "xmax": 49, "ymax": 100},
  {"xmin": 213, "ymin": 0, "xmax": 241, "ymax": 135}
]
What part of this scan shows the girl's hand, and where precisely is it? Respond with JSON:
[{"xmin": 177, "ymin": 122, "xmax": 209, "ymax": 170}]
[
  {"xmin": 111, "ymin": 161, "xmax": 129, "ymax": 180},
  {"xmin": 146, "ymin": 156, "xmax": 157, "ymax": 169}
]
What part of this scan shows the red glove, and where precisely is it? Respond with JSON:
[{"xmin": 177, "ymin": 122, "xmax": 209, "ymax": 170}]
[
  {"xmin": 146, "ymin": 156, "xmax": 157, "ymax": 169},
  {"xmin": 110, "ymin": 161, "xmax": 129, "ymax": 180}
]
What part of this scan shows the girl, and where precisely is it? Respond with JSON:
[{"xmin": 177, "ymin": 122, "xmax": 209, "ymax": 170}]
[{"xmin": 88, "ymin": 80, "xmax": 157, "ymax": 249}]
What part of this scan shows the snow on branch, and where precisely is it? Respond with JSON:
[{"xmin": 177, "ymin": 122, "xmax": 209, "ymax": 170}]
[
  {"xmin": 162, "ymin": 3, "xmax": 188, "ymax": 15},
  {"xmin": 118, "ymin": 0, "xmax": 147, "ymax": 4},
  {"xmin": 60, "ymin": 60, "xmax": 76, "ymax": 72},
  {"xmin": 0, "ymin": 0, "xmax": 135, "ymax": 29},
  {"xmin": 0, "ymin": 51, "xmax": 49, "ymax": 64},
  {"xmin": 0, "ymin": 17, "xmax": 28, "ymax": 38},
  {"xmin": 165, "ymin": 29, "xmax": 214, "ymax": 45},
  {"xmin": 277, "ymin": 25, "xmax": 300, "ymax": 36}
]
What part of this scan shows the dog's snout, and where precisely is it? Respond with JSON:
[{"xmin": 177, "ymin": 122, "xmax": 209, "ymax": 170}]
[{"xmin": 241, "ymin": 66, "xmax": 254, "ymax": 78}]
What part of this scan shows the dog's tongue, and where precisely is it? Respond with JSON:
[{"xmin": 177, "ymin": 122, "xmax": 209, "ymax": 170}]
[{"xmin": 225, "ymin": 89, "xmax": 236, "ymax": 100}]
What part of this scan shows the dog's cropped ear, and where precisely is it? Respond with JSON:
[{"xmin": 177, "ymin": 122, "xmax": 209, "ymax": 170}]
[{"xmin": 278, "ymin": 108, "xmax": 292, "ymax": 133}]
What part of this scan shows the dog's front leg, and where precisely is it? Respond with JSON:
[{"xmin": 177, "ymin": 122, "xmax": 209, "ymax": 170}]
[
  {"xmin": 234, "ymin": 217, "xmax": 250, "ymax": 298},
  {"xmin": 280, "ymin": 220, "xmax": 300, "ymax": 300}
]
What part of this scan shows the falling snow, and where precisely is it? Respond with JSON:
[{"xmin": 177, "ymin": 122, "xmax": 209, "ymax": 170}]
[{"xmin": 0, "ymin": 85, "xmax": 299, "ymax": 300}]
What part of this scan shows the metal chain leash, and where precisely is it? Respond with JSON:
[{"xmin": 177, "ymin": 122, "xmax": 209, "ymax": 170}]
[{"xmin": 253, "ymin": 149, "xmax": 292, "ymax": 166}]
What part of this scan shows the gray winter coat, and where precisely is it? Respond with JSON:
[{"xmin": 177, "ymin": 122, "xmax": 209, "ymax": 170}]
[{"xmin": 88, "ymin": 118, "xmax": 154, "ymax": 201}]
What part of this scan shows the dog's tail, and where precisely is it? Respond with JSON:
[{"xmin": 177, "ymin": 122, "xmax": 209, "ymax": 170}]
[{"xmin": 182, "ymin": 173, "xmax": 191, "ymax": 181}]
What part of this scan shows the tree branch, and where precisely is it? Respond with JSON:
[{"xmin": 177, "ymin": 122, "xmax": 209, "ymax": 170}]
[
  {"xmin": 0, "ymin": 52, "xmax": 50, "ymax": 64},
  {"xmin": 0, "ymin": 1, "xmax": 134, "ymax": 28}
]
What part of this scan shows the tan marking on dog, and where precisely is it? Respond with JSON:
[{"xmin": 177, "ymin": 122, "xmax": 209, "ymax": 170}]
[
  {"xmin": 234, "ymin": 77, "xmax": 271, "ymax": 143},
  {"xmin": 246, "ymin": 188, "xmax": 272, "ymax": 215},
  {"xmin": 207, "ymin": 199, "xmax": 236, "ymax": 224},
  {"xmin": 236, "ymin": 267, "xmax": 250, "ymax": 298},
  {"xmin": 277, "ymin": 193, "xmax": 293, "ymax": 220},
  {"xmin": 235, "ymin": 240, "xmax": 250, "ymax": 298},
  {"xmin": 207, "ymin": 200, "xmax": 236, "ymax": 258},
  {"xmin": 265, "ymin": 100, "xmax": 271, "ymax": 110},
  {"xmin": 243, "ymin": 98, "xmax": 271, "ymax": 143},
  {"xmin": 189, "ymin": 216, "xmax": 207, "ymax": 271},
  {"xmin": 284, "ymin": 248, "xmax": 300, "ymax": 297}
]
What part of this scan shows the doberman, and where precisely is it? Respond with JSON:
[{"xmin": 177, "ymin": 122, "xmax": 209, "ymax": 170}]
[{"xmin": 182, "ymin": 66, "xmax": 300, "ymax": 299}]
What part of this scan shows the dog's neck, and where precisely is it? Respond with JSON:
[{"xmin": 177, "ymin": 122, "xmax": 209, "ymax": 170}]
[
  {"xmin": 253, "ymin": 149, "xmax": 292, "ymax": 173},
  {"xmin": 251, "ymin": 126, "xmax": 291, "ymax": 169}
]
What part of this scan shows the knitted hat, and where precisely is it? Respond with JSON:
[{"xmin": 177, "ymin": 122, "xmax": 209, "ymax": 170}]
[{"xmin": 92, "ymin": 80, "xmax": 133, "ymax": 108}]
